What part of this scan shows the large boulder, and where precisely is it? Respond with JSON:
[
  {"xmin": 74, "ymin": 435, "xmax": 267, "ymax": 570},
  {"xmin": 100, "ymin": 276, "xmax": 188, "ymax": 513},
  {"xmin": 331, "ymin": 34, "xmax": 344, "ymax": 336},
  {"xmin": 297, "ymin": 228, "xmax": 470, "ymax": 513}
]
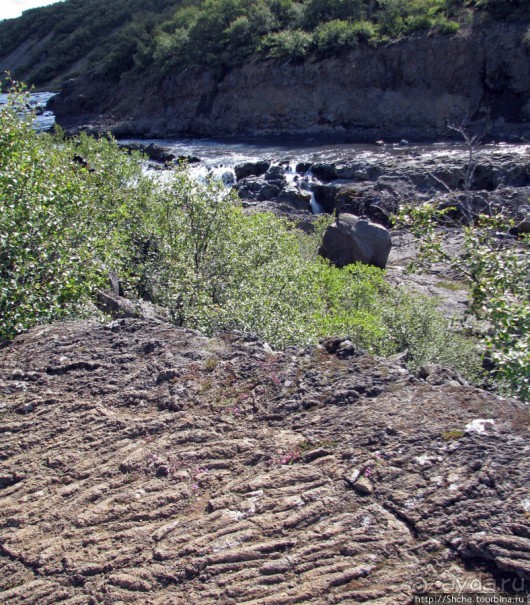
[
  {"xmin": 318, "ymin": 214, "xmax": 392, "ymax": 269},
  {"xmin": 234, "ymin": 160, "xmax": 270, "ymax": 181},
  {"xmin": 277, "ymin": 186, "xmax": 312, "ymax": 211},
  {"xmin": 118, "ymin": 142, "xmax": 176, "ymax": 163}
]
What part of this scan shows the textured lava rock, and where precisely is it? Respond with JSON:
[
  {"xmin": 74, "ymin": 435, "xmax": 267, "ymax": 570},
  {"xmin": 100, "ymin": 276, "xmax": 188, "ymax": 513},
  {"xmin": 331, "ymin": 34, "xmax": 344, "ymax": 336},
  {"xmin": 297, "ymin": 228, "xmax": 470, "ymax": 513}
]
[{"xmin": 0, "ymin": 319, "xmax": 528, "ymax": 604}]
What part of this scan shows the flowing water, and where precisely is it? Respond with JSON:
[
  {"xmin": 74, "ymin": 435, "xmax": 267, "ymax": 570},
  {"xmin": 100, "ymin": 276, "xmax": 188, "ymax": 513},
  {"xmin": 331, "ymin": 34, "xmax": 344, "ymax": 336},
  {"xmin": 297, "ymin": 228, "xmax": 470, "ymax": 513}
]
[
  {"xmin": 123, "ymin": 135, "xmax": 529, "ymax": 214},
  {"xmin": 0, "ymin": 91, "xmax": 56, "ymax": 131},
  {"xmin": 6, "ymin": 93, "xmax": 529, "ymax": 216},
  {"xmin": 120, "ymin": 134, "xmax": 529, "ymax": 179}
]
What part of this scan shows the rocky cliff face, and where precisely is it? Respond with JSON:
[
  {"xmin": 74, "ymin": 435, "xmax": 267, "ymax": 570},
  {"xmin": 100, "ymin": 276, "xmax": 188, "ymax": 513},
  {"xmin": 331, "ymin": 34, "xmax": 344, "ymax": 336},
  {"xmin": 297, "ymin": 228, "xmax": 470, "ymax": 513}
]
[
  {"xmin": 50, "ymin": 20, "xmax": 530, "ymax": 141},
  {"xmin": 1, "ymin": 319, "xmax": 528, "ymax": 603}
]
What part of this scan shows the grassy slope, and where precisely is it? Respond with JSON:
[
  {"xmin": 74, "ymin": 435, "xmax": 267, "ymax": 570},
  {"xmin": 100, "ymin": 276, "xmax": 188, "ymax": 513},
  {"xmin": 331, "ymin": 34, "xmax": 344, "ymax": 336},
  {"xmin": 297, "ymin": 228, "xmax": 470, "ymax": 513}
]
[{"xmin": 1, "ymin": 0, "xmax": 528, "ymax": 89}]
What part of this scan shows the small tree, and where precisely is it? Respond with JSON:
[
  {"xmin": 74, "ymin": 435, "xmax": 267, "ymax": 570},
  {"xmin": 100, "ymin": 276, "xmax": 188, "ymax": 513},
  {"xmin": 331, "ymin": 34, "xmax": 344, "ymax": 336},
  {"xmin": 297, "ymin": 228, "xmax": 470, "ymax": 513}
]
[
  {"xmin": 396, "ymin": 201, "xmax": 529, "ymax": 401},
  {"xmin": 395, "ymin": 117, "xmax": 529, "ymax": 400}
]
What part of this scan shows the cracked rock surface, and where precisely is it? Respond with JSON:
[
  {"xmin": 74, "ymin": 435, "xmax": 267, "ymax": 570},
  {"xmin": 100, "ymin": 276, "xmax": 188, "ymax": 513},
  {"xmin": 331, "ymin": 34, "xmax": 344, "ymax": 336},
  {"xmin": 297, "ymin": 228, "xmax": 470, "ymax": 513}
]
[{"xmin": 0, "ymin": 319, "xmax": 528, "ymax": 604}]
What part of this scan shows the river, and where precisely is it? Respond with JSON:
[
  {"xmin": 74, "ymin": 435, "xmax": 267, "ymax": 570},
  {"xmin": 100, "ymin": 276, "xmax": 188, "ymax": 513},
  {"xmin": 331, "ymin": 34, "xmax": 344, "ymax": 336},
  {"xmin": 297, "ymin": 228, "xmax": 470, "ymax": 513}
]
[
  {"xmin": 0, "ymin": 91, "xmax": 56, "ymax": 131},
  {"xmin": 4, "ymin": 93, "xmax": 529, "ymax": 217}
]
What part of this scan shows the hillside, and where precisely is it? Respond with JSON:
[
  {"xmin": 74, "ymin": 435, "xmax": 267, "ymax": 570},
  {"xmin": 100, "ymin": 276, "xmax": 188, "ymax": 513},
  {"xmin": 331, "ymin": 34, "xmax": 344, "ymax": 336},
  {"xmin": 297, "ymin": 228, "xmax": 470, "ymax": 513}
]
[
  {"xmin": 1, "ymin": 318, "xmax": 529, "ymax": 603},
  {"xmin": 0, "ymin": 0, "xmax": 177, "ymax": 86},
  {"xmin": 1, "ymin": 0, "xmax": 529, "ymax": 139},
  {"xmin": 49, "ymin": 18, "xmax": 530, "ymax": 141}
]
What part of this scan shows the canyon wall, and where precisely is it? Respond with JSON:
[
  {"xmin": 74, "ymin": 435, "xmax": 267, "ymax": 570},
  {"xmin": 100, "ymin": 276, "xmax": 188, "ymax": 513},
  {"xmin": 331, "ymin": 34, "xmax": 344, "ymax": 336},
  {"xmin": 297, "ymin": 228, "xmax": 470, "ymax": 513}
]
[{"xmin": 50, "ymin": 20, "xmax": 530, "ymax": 141}]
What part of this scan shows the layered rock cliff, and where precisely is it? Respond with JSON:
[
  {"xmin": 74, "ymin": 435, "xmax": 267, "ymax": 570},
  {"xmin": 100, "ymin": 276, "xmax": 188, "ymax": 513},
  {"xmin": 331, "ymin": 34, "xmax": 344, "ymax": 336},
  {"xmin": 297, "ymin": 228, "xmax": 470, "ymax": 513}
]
[
  {"xmin": 50, "ymin": 20, "xmax": 530, "ymax": 141},
  {"xmin": 0, "ymin": 318, "xmax": 528, "ymax": 603}
]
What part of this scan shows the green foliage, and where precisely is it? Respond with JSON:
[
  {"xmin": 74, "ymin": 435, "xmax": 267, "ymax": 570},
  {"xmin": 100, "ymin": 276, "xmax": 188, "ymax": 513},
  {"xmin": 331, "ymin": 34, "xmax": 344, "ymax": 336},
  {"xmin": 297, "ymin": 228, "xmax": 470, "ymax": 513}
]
[
  {"xmin": 0, "ymin": 0, "xmax": 177, "ymax": 84},
  {"xmin": 313, "ymin": 20, "xmax": 375, "ymax": 55},
  {"xmin": 302, "ymin": 0, "xmax": 365, "ymax": 28},
  {"xmin": 376, "ymin": 0, "xmax": 461, "ymax": 38},
  {"xmin": 1, "ymin": 0, "xmax": 504, "ymax": 86},
  {"xmin": 0, "ymin": 82, "xmax": 151, "ymax": 340},
  {"xmin": 396, "ymin": 203, "xmax": 530, "ymax": 401},
  {"xmin": 441, "ymin": 429, "xmax": 464, "ymax": 440},
  {"xmin": 259, "ymin": 29, "xmax": 314, "ymax": 61},
  {"xmin": 125, "ymin": 168, "xmax": 479, "ymax": 379},
  {"xmin": 465, "ymin": 217, "xmax": 530, "ymax": 400},
  {"xmin": 379, "ymin": 288, "xmax": 481, "ymax": 377},
  {"xmin": 1, "ymin": 85, "xmax": 481, "ymax": 386},
  {"xmin": 0, "ymin": 84, "xmax": 98, "ymax": 338}
]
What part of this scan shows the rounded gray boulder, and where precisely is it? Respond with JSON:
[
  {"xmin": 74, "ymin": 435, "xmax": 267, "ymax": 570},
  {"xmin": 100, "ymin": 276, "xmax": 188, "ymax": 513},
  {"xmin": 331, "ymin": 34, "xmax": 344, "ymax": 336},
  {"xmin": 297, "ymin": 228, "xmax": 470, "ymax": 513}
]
[{"xmin": 318, "ymin": 214, "xmax": 392, "ymax": 269}]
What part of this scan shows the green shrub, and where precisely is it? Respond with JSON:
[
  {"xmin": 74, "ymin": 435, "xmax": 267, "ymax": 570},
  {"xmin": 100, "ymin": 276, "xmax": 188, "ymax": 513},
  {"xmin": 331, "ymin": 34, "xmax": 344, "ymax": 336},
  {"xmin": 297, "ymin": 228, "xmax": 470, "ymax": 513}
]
[
  {"xmin": 0, "ymin": 85, "xmax": 482, "ymax": 388},
  {"xmin": 313, "ymin": 19, "xmax": 377, "ymax": 49},
  {"xmin": 0, "ymin": 86, "xmax": 99, "ymax": 339},
  {"xmin": 350, "ymin": 20, "xmax": 377, "ymax": 42},
  {"xmin": 379, "ymin": 288, "xmax": 481, "ymax": 378},
  {"xmin": 152, "ymin": 29, "xmax": 191, "ymax": 71},
  {"xmin": 313, "ymin": 20, "xmax": 364, "ymax": 54},
  {"xmin": 396, "ymin": 203, "xmax": 530, "ymax": 401},
  {"xmin": 432, "ymin": 16, "xmax": 460, "ymax": 33},
  {"xmin": 0, "ymin": 83, "xmax": 152, "ymax": 340},
  {"xmin": 259, "ymin": 29, "xmax": 313, "ymax": 60}
]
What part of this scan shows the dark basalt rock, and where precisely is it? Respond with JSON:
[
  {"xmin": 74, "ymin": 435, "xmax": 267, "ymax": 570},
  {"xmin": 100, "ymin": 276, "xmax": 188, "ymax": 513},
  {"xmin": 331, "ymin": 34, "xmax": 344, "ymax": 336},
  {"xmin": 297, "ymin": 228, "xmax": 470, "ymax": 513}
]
[
  {"xmin": 234, "ymin": 160, "xmax": 271, "ymax": 181},
  {"xmin": 277, "ymin": 187, "xmax": 312, "ymax": 211},
  {"xmin": 118, "ymin": 142, "xmax": 176, "ymax": 163},
  {"xmin": 319, "ymin": 214, "xmax": 392, "ymax": 269},
  {"xmin": 309, "ymin": 163, "xmax": 338, "ymax": 181}
]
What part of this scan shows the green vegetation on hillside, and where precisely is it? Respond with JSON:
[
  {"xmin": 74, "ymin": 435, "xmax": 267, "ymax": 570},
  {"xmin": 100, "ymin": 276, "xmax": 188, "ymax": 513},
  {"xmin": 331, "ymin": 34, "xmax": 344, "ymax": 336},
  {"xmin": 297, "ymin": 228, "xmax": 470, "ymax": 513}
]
[
  {"xmin": 1, "ymin": 84, "xmax": 482, "ymax": 388},
  {"xmin": 0, "ymin": 0, "xmax": 528, "ymax": 86}
]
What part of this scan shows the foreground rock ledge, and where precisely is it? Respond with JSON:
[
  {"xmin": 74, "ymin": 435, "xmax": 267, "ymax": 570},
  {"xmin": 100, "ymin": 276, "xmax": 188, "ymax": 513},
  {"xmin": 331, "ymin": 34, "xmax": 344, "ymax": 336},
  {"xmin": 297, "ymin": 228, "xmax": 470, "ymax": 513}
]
[{"xmin": 0, "ymin": 319, "xmax": 528, "ymax": 604}]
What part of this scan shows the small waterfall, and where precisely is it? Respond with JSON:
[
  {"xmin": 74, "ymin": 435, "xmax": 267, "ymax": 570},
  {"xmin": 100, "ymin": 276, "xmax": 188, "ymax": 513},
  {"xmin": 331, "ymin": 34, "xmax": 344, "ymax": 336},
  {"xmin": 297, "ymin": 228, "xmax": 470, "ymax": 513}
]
[
  {"xmin": 309, "ymin": 191, "xmax": 325, "ymax": 214},
  {"xmin": 284, "ymin": 160, "xmax": 297, "ymax": 185}
]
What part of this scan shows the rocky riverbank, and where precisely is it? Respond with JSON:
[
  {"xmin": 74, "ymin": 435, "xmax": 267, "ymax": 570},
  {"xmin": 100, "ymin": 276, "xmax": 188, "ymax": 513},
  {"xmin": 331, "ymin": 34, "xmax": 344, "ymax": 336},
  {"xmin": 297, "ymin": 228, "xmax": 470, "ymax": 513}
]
[
  {"xmin": 125, "ymin": 140, "xmax": 530, "ymax": 233},
  {"xmin": 0, "ymin": 318, "xmax": 528, "ymax": 604},
  {"xmin": 237, "ymin": 145, "xmax": 530, "ymax": 226},
  {"xmin": 48, "ymin": 20, "xmax": 530, "ymax": 142}
]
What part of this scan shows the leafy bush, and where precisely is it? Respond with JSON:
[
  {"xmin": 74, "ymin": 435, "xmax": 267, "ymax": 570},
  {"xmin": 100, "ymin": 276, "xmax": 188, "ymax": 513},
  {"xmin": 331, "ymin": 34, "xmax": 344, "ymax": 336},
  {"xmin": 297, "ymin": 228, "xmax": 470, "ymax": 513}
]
[
  {"xmin": 0, "ymin": 83, "xmax": 151, "ymax": 340},
  {"xmin": 313, "ymin": 20, "xmax": 365, "ymax": 54},
  {"xmin": 0, "ymin": 86, "xmax": 99, "ymax": 338},
  {"xmin": 396, "ymin": 203, "xmax": 529, "ymax": 401},
  {"xmin": 432, "ymin": 16, "xmax": 460, "ymax": 33},
  {"xmin": 1, "ymin": 85, "xmax": 481, "ymax": 386},
  {"xmin": 302, "ymin": 0, "xmax": 365, "ymax": 28},
  {"xmin": 380, "ymin": 288, "xmax": 481, "ymax": 376},
  {"xmin": 259, "ymin": 29, "xmax": 314, "ymax": 60}
]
